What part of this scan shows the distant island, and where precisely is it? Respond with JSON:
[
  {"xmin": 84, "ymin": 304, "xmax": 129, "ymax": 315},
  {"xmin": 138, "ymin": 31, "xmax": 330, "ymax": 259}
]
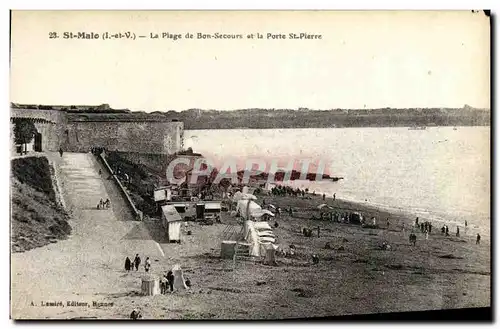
[{"xmin": 12, "ymin": 103, "xmax": 490, "ymax": 129}]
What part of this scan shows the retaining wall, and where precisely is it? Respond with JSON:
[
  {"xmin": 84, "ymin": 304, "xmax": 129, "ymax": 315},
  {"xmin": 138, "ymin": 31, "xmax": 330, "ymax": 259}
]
[{"xmin": 98, "ymin": 153, "xmax": 143, "ymax": 221}]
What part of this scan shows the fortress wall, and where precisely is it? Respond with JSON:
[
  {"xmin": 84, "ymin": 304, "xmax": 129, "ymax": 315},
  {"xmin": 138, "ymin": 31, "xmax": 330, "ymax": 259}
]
[
  {"xmin": 113, "ymin": 151, "xmax": 171, "ymax": 174},
  {"xmin": 10, "ymin": 108, "xmax": 64, "ymax": 123},
  {"xmin": 11, "ymin": 108, "xmax": 67, "ymax": 152},
  {"xmin": 34, "ymin": 122, "xmax": 61, "ymax": 152},
  {"xmin": 10, "ymin": 107, "xmax": 184, "ymax": 155},
  {"xmin": 63, "ymin": 121, "xmax": 184, "ymax": 154}
]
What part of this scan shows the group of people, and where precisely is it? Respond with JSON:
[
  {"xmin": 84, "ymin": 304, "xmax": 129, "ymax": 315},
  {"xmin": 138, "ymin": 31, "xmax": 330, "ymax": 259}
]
[
  {"xmin": 97, "ymin": 198, "xmax": 110, "ymax": 210},
  {"xmin": 410, "ymin": 217, "xmax": 482, "ymax": 245},
  {"xmin": 159, "ymin": 271, "xmax": 176, "ymax": 294},
  {"xmin": 269, "ymin": 186, "xmax": 337, "ymax": 202},
  {"xmin": 125, "ymin": 254, "xmax": 151, "ymax": 272}
]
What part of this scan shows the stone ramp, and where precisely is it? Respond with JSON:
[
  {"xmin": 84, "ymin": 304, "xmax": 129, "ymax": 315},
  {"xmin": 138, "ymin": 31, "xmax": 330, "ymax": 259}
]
[{"xmin": 11, "ymin": 152, "xmax": 164, "ymax": 319}]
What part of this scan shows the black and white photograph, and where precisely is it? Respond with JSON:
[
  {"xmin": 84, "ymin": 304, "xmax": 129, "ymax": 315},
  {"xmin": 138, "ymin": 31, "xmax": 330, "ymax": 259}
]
[{"xmin": 8, "ymin": 10, "xmax": 491, "ymax": 320}]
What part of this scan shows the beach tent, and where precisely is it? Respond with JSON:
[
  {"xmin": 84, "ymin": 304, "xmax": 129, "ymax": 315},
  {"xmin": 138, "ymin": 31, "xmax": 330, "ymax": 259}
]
[
  {"xmin": 236, "ymin": 199, "xmax": 263, "ymax": 220},
  {"xmin": 161, "ymin": 205, "xmax": 183, "ymax": 242},
  {"xmin": 254, "ymin": 222, "xmax": 272, "ymax": 231},
  {"xmin": 172, "ymin": 264, "xmax": 188, "ymax": 290},
  {"xmin": 263, "ymin": 243, "xmax": 278, "ymax": 266},
  {"xmin": 350, "ymin": 212, "xmax": 363, "ymax": 224},
  {"xmin": 232, "ymin": 191, "xmax": 257, "ymax": 202},
  {"xmin": 253, "ymin": 209, "xmax": 275, "ymax": 218},
  {"xmin": 244, "ymin": 220, "xmax": 278, "ymax": 257},
  {"xmin": 257, "ymin": 231, "xmax": 276, "ymax": 239}
]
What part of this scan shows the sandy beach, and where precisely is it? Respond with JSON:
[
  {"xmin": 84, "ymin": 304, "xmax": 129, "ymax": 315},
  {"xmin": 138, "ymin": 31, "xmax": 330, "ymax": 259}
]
[{"xmin": 10, "ymin": 153, "xmax": 490, "ymax": 320}]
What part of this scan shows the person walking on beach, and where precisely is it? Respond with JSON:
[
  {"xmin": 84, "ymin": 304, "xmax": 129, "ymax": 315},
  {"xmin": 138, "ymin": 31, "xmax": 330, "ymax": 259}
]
[
  {"xmin": 409, "ymin": 233, "xmax": 417, "ymax": 246},
  {"xmin": 425, "ymin": 229, "xmax": 429, "ymax": 240},
  {"xmin": 134, "ymin": 254, "xmax": 141, "ymax": 271},
  {"xmin": 456, "ymin": 227, "xmax": 460, "ymax": 237},
  {"xmin": 317, "ymin": 226, "xmax": 321, "ymax": 238},
  {"xmin": 59, "ymin": 147, "xmax": 63, "ymax": 157},
  {"xmin": 386, "ymin": 218, "xmax": 390, "ymax": 229},
  {"xmin": 167, "ymin": 271, "xmax": 175, "ymax": 292},
  {"xmin": 322, "ymin": 193, "xmax": 326, "ymax": 201},
  {"xmin": 445, "ymin": 225, "xmax": 449, "ymax": 236},
  {"xmin": 465, "ymin": 220, "xmax": 468, "ymax": 227},
  {"xmin": 476, "ymin": 233, "xmax": 481, "ymax": 245},
  {"xmin": 428, "ymin": 223, "xmax": 432, "ymax": 234},
  {"xmin": 125, "ymin": 257, "xmax": 132, "ymax": 272},
  {"xmin": 160, "ymin": 275, "xmax": 166, "ymax": 294},
  {"xmin": 144, "ymin": 257, "xmax": 151, "ymax": 272},
  {"xmin": 415, "ymin": 217, "xmax": 419, "ymax": 227}
]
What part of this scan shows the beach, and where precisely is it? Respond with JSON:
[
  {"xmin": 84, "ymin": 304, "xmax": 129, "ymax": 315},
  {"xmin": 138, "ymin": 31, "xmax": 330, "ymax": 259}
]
[{"xmin": 11, "ymin": 155, "xmax": 490, "ymax": 319}]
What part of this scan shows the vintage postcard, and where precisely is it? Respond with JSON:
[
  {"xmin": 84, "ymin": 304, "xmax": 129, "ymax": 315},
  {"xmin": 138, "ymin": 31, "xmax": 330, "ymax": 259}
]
[{"xmin": 9, "ymin": 10, "xmax": 491, "ymax": 320}]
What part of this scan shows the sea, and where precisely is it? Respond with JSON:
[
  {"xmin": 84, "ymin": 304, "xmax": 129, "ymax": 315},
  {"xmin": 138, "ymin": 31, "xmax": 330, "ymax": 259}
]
[{"xmin": 185, "ymin": 127, "xmax": 490, "ymax": 235}]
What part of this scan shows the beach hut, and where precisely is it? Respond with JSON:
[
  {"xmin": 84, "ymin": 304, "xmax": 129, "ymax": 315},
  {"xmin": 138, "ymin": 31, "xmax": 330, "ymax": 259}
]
[
  {"xmin": 154, "ymin": 187, "xmax": 172, "ymax": 202},
  {"xmin": 170, "ymin": 203, "xmax": 187, "ymax": 215},
  {"xmin": 196, "ymin": 202, "xmax": 205, "ymax": 219},
  {"xmin": 204, "ymin": 201, "xmax": 222, "ymax": 221},
  {"xmin": 161, "ymin": 205, "xmax": 183, "ymax": 243}
]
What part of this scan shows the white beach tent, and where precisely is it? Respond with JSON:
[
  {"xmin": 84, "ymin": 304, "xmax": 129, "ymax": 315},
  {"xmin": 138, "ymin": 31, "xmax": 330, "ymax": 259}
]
[
  {"xmin": 253, "ymin": 221, "xmax": 272, "ymax": 231},
  {"xmin": 252, "ymin": 209, "xmax": 275, "ymax": 219},
  {"xmin": 232, "ymin": 191, "xmax": 257, "ymax": 202},
  {"xmin": 172, "ymin": 264, "xmax": 188, "ymax": 290},
  {"xmin": 161, "ymin": 205, "xmax": 183, "ymax": 242},
  {"xmin": 243, "ymin": 220, "xmax": 278, "ymax": 257},
  {"xmin": 236, "ymin": 199, "xmax": 262, "ymax": 220}
]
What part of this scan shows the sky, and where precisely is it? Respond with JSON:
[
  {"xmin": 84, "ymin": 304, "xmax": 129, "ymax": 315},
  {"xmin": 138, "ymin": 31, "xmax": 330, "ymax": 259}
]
[{"xmin": 10, "ymin": 10, "xmax": 490, "ymax": 112}]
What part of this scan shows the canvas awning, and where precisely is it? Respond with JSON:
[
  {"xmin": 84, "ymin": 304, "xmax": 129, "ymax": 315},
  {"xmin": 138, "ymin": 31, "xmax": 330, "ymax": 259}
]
[
  {"xmin": 257, "ymin": 230, "xmax": 275, "ymax": 236},
  {"xmin": 252, "ymin": 209, "xmax": 275, "ymax": 218},
  {"xmin": 233, "ymin": 191, "xmax": 257, "ymax": 202},
  {"xmin": 204, "ymin": 202, "xmax": 221, "ymax": 210},
  {"xmin": 254, "ymin": 222, "xmax": 272, "ymax": 231},
  {"xmin": 259, "ymin": 236, "xmax": 276, "ymax": 243}
]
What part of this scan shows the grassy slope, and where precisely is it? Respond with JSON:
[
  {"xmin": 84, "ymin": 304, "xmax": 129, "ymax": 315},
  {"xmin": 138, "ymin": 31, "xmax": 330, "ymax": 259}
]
[{"xmin": 11, "ymin": 157, "xmax": 71, "ymax": 252}]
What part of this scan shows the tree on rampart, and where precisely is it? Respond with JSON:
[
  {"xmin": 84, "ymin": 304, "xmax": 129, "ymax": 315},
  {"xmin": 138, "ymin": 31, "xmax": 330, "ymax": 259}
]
[{"xmin": 14, "ymin": 120, "xmax": 37, "ymax": 154}]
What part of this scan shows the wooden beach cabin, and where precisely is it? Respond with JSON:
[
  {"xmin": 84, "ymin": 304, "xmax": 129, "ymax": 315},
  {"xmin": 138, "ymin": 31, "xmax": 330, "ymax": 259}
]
[
  {"xmin": 161, "ymin": 205, "xmax": 183, "ymax": 243},
  {"xmin": 203, "ymin": 201, "xmax": 222, "ymax": 221}
]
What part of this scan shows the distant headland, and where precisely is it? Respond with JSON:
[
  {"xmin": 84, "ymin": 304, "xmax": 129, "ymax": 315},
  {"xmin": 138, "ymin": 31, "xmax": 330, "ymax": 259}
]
[{"xmin": 11, "ymin": 103, "xmax": 490, "ymax": 129}]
